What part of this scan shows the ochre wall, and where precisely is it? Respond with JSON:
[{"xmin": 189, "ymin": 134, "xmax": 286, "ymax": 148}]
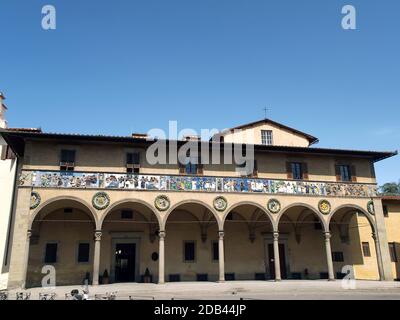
[
  {"xmin": 22, "ymin": 140, "xmax": 376, "ymax": 184},
  {"xmin": 384, "ymin": 201, "xmax": 400, "ymax": 280},
  {"xmin": 221, "ymin": 123, "xmax": 310, "ymax": 147}
]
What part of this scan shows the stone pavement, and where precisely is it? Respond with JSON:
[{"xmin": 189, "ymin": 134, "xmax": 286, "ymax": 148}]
[{"xmin": 4, "ymin": 280, "xmax": 400, "ymax": 300}]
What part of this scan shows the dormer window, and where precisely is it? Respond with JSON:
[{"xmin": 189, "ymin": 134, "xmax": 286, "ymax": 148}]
[
  {"xmin": 126, "ymin": 152, "xmax": 140, "ymax": 173},
  {"xmin": 261, "ymin": 130, "xmax": 273, "ymax": 145},
  {"xmin": 60, "ymin": 149, "xmax": 75, "ymax": 171}
]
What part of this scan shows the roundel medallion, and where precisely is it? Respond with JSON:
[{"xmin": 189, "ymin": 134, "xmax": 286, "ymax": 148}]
[
  {"xmin": 213, "ymin": 196, "xmax": 228, "ymax": 212},
  {"xmin": 30, "ymin": 191, "xmax": 41, "ymax": 210},
  {"xmin": 318, "ymin": 200, "xmax": 331, "ymax": 215},
  {"xmin": 367, "ymin": 201, "xmax": 375, "ymax": 215},
  {"xmin": 267, "ymin": 199, "xmax": 281, "ymax": 214},
  {"xmin": 92, "ymin": 192, "xmax": 110, "ymax": 210},
  {"xmin": 155, "ymin": 195, "xmax": 170, "ymax": 211}
]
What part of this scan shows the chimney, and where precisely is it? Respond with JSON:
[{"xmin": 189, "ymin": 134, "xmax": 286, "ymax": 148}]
[
  {"xmin": 183, "ymin": 135, "xmax": 201, "ymax": 142},
  {"xmin": 132, "ymin": 133, "xmax": 149, "ymax": 139},
  {"xmin": 0, "ymin": 92, "xmax": 7, "ymax": 129}
]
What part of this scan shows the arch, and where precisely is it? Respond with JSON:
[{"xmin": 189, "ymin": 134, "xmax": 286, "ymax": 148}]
[
  {"xmin": 99, "ymin": 198, "xmax": 162, "ymax": 230},
  {"xmin": 223, "ymin": 201, "xmax": 275, "ymax": 230},
  {"xmin": 30, "ymin": 196, "xmax": 98, "ymax": 230},
  {"xmin": 163, "ymin": 199, "xmax": 221, "ymax": 230},
  {"xmin": 276, "ymin": 202, "xmax": 328, "ymax": 232},
  {"xmin": 328, "ymin": 204, "xmax": 377, "ymax": 233}
]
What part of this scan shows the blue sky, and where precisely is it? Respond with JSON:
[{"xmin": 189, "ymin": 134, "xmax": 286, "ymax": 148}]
[{"xmin": 0, "ymin": 0, "xmax": 399, "ymax": 184}]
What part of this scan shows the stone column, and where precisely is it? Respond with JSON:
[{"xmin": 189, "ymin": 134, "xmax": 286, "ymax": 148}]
[
  {"xmin": 7, "ymin": 187, "xmax": 32, "ymax": 289},
  {"xmin": 372, "ymin": 198, "xmax": 394, "ymax": 281},
  {"xmin": 92, "ymin": 231, "xmax": 102, "ymax": 286},
  {"xmin": 372, "ymin": 232, "xmax": 385, "ymax": 281},
  {"xmin": 158, "ymin": 231, "xmax": 166, "ymax": 284},
  {"xmin": 324, "ymin": 232, "xmax": 335, "ymax": 281},
  {"xmin": 20, "ymin": 230, "xmax": 32, "ymax": 289},
  {"xmin": 218, "ymin": 231, "xmax": 225, "ymax": 282},
  {"xmin": 273, "ymin": 232, "xmax": 281, "ymax": 281}
]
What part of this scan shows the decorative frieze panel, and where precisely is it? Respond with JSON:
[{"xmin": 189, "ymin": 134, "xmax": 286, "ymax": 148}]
[{"xmin": 19, "ymin": 170, "xmax": 378, "ymax": 198}]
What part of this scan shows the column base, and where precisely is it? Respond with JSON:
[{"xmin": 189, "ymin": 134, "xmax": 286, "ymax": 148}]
[
  {"xmin": 328, "ymin": 278, "xmax": 336, "ymax": 282},
  {"xmin": 217, "ymin": 280, "xmax": 225, "ymax": 283},
  {"xmin": 274, "ymin": 279, "xmax": 282, "ymax": 282}
]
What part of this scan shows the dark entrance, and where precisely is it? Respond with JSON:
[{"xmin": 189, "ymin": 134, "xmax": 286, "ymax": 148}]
[
  {"xmin": 268, "ymin": 243, "xmax": 287, "ymax": 279},
  {"xmin": 115, "ymin": 243, "xmax": 136, "ymax": 282}
]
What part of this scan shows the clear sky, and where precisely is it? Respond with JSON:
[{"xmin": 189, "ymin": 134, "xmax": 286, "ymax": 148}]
[{"xmin": 1, "ymin": 0, "xmax": 399, "ymax": 185}]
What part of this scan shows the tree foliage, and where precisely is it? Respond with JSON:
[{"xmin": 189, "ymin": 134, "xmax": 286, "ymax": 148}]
[{"xmin": 379, "ymin": 182, "xmax": 400, "ymax": 195}]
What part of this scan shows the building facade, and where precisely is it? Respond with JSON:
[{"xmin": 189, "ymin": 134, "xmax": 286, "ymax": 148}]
[
  {"xmin": 0, "ymin": 119, "xmax": 398, "ymax": 289},
  {"xmin": 0, "ymin": 93, "xmax": 18, "ymax": 289}
]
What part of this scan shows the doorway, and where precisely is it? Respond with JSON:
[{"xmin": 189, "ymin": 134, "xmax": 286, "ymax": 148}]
[
  {"xmin": 115, "ymin": 243, "xmax": 136, "ymax": 282},
  {"xmin": 267, "ymin": 243, "xmax": 288, "ymax": 279}
]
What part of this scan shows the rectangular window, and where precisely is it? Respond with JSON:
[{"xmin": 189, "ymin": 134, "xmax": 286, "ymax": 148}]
[
  {"xmin": 185, "ymin": 162, "xmax": 198, "ymax": 175},
  {"xmin": 212, "ymin": 241, "xmax": 219, "ymax": 261},
  {"xmin": 291, "ymin": 162, "xmax": 303, "ymax": 180},
  {"xmin": 389, "ymin": 243, "xmax": 397, "ymax": 262},
  {"xmin": 383, "ymin": 205, "xmax": 389, "ymax": 218},
  {"xmin": 339, "ymin": 165, "xmax": 351, "ymax": 182},
  {"xmin": 44, "ymin": 243, "xmax": 58, "ymax": 263},
  {"xmin": 261, "ymin": 130, "xmax": 273, "ymax": 146},
  {"xmin": 60, "ymin": 149, "xmax": 76, "ymax": 171},
  {"xmin": 362, "ymin": 242, "xmax": 371, "ymax": 257},
  {"xmin": 126, "ymin": 152, "xmax": 140, "ymax": 173},
  {"xmin": 184, "ymin": 241, "xmax": 196, "ymax": 262},
  {"xmin": 332, "ymin": 252, "xmax": 344, "ymax": 262},
  {"xmin": 77, "ymin": 243, "xmax": 90, "ymax": 263},
  {"xmin": 121, "ymin": 210, "xmax": 133, "ymax": 219}
]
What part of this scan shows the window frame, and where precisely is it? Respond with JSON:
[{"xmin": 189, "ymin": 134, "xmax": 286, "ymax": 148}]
[
  {"xmin": 332, "ymin": 251, "xmax": 344, "ymax": 262},
  {"xmin": 60, "ymin": 149, "xmax": 76, "ymax": 171},
  {"xmin": 77, "ymin": 242, "xmax": 91, "ymax": 264},
  {"xmin": 291, "ymin": 162, "xmax": 303, "ymax": 180},
  {"xmin": 362, "ymin": 242, "xmax": 371, "ymax": 257},
  {"xmin": 126, "ymin": 152, "xmax": 141, "ymax": 174},
  {"xmin": 183, "ymin": 240, "xmax": 196, "ymax": 263},
  {"xmin": 211, "ymin": 240, "xmax": 219, "ymax": 262},
  {"xmin": 261, "ymin": 130, "xmax": 273, "ymax": 146},
  {"xmin": 339, "ymin": 164, "xmax": 351, "ymax": 182},
  {"xmin": 383, "ymin": 205, "xmax": 389, "ymax": 218},
  {"xmin": 44, "ymin": 242, "xmax": 59, "ymax": 264},
  {"xmin": 389, "ymin": 242, "xmax": 398, "ymax": 263}
]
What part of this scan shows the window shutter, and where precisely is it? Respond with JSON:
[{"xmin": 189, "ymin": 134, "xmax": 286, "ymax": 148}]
[
  {"xmin": 302, "ymin": 162, "xmax": 309, "ymax": 180},
  {"xmin": 178, "ymin": 160, "xmax": 185, "ymax": 174},
  {"xmin": 286, "ymin": 162, "xmax": 293, "ymax": 179},
  {"xmin": 133, "ymin": 152, "xmax": 140, "ymax": 165},
  {"xmin": 350, "ymin": 165, "xmax": 357, "ymax": 182},
  {"xmin": 335, "ymin": 165, "xmax": 341, "ymax": 182},
  {"xmin": 197, "ymin": 155, "xmax": 204, "ymax": 175},
  {"xmin": 253, "ymin": 160, "xmax": 258, "ymax": 178}
]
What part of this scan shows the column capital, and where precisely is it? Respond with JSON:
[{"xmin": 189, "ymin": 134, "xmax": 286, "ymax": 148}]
[
  {"xmin": 27, "ymin": 230, "xmax": 32, "ymax": 240},
  {"xmin": 159, "ymin": 230, "xmax": 166, "ymax": 239},
  {"xmin": 273, "ymin": 231, "xmax": 279, "ymax": 240},
  {"xmin": 218, "ymin": 231, "xmax": 224, "ymax": 239},
  {"xmin": 94, "ymin": 230, "xmax": 102, "ymax": 241},
  {"xmin": 372, "ymin": 232, "xmax": 378, "ymax": 241},
  {"xmin": 323, "ymin": 231, "xmax": 331, "ymax": 240}
]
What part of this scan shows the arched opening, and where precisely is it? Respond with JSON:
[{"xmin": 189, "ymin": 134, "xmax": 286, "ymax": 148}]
[
  {"xmin": 223, "ymin": 203, "xmax": 274, "ymax": 281},
  {"xmin": 277, "ymin": 204, "xmax": 328, "ymax": 280},
  {"xmin": 27, "ymin": 198, "xmax": 96, "ymax": 288},
  {"xmin": 164, "ymin": 202, "xmax": 219, "ymax": 282},
  {"xmin": 328, "ymin": 205, "xmax": 379, "ymax": 280},
  {"xmin": 100, "ymin": 200, "xmax": 161, "ymax": 284}
]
